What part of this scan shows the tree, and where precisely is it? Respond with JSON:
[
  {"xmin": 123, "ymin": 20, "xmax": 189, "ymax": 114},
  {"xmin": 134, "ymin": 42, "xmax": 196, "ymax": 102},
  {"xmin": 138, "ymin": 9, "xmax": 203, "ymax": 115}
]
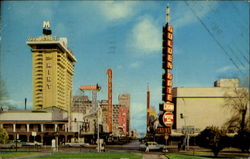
[
  {"xmin": 224, "ymin": 87, "xmax": 249, "ymax": 132},
  {"xmin": 196, "ymin": 126, "xmax": 229, "ymax": 157},
  {"xmin": 0, "ymin": 128, "xmax": 9, "ymax": 144}
]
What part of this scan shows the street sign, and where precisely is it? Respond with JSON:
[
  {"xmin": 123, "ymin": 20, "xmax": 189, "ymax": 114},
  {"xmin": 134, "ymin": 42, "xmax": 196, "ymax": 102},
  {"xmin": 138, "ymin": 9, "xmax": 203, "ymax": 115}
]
[
  {"xmin": 163, "ymin": 102, "xmax": 174, "ymax": 112},
  {"xmin": 162, "ymin": 112, "xmax": 174, "ymax": 127}
]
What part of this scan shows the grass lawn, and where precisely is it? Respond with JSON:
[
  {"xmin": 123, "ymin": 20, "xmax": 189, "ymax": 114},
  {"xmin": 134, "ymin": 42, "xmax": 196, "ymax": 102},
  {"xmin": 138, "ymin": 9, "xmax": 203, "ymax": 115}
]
[
  {"xmin": 0, "ymin": 152, "xmax": 40, "ymax": 158},
  {"xmin": 166, "ymin": 154, "xmax": 211, "ymax": 159},
  {"xmin": 32, "ymin": 152, "xmax": 142, "ymax": 159}
]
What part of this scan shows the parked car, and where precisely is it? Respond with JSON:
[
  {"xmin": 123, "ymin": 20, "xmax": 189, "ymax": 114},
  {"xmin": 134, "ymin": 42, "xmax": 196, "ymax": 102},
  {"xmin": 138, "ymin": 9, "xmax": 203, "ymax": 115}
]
[
  {"xmin": 64, "ymin": 142, "xmax": 86, "ymax": 147},
  {"xmin": 139, "ymin": 141, "xmax": 167, "ymax": 152},
  {"xmin": 0, "ymin": 141, "xmax": 22, "ymax": 149},
  {"xmin": 23, "ymin": 141, "xmax": 43, "ymax": 146}
]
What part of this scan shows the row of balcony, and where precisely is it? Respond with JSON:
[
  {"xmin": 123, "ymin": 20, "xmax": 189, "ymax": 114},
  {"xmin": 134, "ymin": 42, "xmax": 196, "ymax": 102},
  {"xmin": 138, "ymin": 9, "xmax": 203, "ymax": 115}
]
[{"xmin": 2, "ymin": 123, "xmax": 66, "ymax": 133}]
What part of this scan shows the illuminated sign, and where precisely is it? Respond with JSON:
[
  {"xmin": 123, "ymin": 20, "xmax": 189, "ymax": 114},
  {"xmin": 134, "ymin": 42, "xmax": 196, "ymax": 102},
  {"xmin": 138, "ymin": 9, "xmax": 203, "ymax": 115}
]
[
  {"xmin": 155, "ymin": 127, "xmax": 171, "ymax": 134},
  {"xmin": 163, "ymin": 102, "xmax": 174, "ymax": 112},
  {"xmin": 166, "ymin": 73, "xmax": 172, "ymax": 79},
  {"xmin": 43, "ymin": 21, "xmax": 50, "ymax": 28},
  {"xmin": 167, "ymin": 87, "xmax": 172, "ymax": 94},
  {"xmin": 43, "ymin": 21, "xmax": 52, "ymax": 35},
  {"xmin": 160, "ymin": 23, "xmax": 175, "ymax": 128},
  {"xmin": 162, "ymin": 112, "xmax": 174, "ymax": 127}
]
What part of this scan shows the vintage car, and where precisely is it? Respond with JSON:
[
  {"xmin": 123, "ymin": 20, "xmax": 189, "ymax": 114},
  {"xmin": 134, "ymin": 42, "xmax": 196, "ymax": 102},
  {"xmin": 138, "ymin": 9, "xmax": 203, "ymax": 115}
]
[
  {"xmin": 0, "ymin": 141, "xmax": 22, "ymax": 149},
  {"xmin": 139, "ymin": 141, "xmax": 167, "ymax": 152},
  {"xmin": 23, "ymin": 141, "xmax": 43, "ymax": 146}
]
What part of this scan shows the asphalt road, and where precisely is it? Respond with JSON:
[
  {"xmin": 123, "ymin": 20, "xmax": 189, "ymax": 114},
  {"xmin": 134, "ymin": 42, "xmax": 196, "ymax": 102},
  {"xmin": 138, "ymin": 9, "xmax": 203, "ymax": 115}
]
[{"xmin": 0, "ymin": 140, "xmax": 166, "ymax": 154}]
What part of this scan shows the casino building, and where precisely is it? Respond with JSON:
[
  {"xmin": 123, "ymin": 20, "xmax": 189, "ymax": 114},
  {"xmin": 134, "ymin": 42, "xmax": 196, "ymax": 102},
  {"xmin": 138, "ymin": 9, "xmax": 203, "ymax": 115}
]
[
  {"xmin": 26, "ymin": 21, "xmax": 77, "ymax": 111},
  {"xmin": 0, "ymin": 22, "xmax": 78, "ymax": 145}
]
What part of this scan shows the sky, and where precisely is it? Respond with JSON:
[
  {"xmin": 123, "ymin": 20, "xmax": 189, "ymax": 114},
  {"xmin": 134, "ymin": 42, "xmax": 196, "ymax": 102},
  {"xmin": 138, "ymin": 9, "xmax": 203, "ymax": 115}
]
[{"xmin": 0, "ymin": 1, "xmax": 249, "ymax": 134}]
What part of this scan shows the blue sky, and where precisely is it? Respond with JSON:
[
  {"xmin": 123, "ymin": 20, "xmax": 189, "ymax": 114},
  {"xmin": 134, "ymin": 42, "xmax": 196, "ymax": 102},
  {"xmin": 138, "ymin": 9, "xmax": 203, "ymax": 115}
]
[{"xmin": 0, "ymin": 1, "xmax": 249, "ymax": 134}]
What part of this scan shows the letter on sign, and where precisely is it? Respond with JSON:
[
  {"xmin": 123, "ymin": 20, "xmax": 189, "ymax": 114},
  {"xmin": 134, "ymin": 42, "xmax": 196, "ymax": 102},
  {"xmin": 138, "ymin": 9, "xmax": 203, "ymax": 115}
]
[
  {"xmin": 43, "ymin": 21, "xmax": 50, "ymax": 28},
  {"xmin": 168, "ymin": 25, "xmax": 173, "ymax": 33},
  {"xmin": 168, "ymin": 33, "xmax": 173, "ymax": 40},
  {"xmin": 167, "ymin": 47, "xmax": 172, "ymax": 54},
  {"xmin": 167, "ymin": 73, "xmax": 173, "ymax": 80}
]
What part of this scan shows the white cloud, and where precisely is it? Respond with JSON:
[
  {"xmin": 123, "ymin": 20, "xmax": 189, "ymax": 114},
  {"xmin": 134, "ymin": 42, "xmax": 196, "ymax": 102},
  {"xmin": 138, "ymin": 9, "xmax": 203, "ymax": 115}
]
[
  {"xmin": 172, "ymin": 1, "xmax": 218, "ymax": 29},
  {"xmin": 100, "ymin": 1, "xmax": 137, "ymax": 21},
  {"xmin": 128, "ymin": 16, "xmax": 161, "ymax": 54}
]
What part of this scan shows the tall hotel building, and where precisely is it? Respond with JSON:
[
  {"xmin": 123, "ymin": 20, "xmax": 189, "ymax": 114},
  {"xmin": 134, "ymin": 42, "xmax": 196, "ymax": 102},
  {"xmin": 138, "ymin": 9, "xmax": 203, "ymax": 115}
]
[
  {"xmin": 118, "ymin": 94, "xmax": 130, "ymax": 134},
  {"xmin": 26, "ymin": 22, "xmax": 77, "ymax": 111}
]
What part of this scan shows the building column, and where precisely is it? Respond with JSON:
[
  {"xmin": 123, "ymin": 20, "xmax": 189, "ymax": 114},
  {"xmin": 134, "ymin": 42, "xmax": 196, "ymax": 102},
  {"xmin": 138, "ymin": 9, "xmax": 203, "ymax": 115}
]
[
  {"xmin": 0, "ymin": 124, "xmax": 3, "ymax": 129},
  {"xmin": 27, "ymin": 135, "xmax": 30, "ymax": 142},
  {"xmin": 55, "ymin": 124, "xmax": 58, "ymax": 132},
  {"xmin": 14, "ymin": 133, "xmax": 17, "ymax": 140},
  {"xmin": 13, "ymin": 124, "xmax": 16, "ymax": 132},
  {"xmin": 41, "ymin": 134, "xmax": 44, "ymax": 144},
  {"xmin": 41, "ymin": 124, "xmax": 44, "ymax": 132},
  {"xmin": 65, "ymin": 135, "xmax": 68, "ymax": 143},
  {"xmin": 27, "ymin": 124, "xmax": 30, "ymax": 132}
]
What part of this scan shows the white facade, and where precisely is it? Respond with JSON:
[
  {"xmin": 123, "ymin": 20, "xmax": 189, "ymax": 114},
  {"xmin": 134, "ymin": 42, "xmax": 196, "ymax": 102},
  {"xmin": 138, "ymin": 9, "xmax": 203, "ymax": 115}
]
[{"xmin": 173, "ymin": 79, "xmax": 247, "ymax": 134}]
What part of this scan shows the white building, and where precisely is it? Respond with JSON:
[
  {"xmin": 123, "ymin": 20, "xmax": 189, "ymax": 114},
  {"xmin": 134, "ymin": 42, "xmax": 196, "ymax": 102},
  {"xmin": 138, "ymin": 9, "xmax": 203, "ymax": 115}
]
[{"xmin": 172, "ymin": 79, "xmax": 248, "ymax": 135}]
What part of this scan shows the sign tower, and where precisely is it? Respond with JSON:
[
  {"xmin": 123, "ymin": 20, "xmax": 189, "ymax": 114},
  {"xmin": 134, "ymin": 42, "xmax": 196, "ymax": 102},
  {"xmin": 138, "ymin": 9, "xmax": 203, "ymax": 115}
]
[{"xmin": 159, "ymin": 7, "xmax": 174, "ymax": 130}]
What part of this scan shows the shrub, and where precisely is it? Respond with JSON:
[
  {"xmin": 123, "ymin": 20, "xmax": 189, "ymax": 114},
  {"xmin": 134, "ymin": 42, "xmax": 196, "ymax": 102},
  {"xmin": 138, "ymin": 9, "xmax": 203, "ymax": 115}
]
[
  {"xmin": 0, "ymin": 128, "xmax": 9, "ymax": 144},
  {"xmin": 233, "ymin": 128, "xmax": 250, "ymax": 152}
]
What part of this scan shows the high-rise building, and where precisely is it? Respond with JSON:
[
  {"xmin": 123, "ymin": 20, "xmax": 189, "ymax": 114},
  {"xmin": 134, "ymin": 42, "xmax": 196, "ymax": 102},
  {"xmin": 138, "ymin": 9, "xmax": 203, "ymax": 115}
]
[
  {"xmin": 118, "ymin": 106, "xmax": 127, "ymax": 136},
  {"xmin": 27, "ymin": 21, "xmax": 77, "ymax": 111},
  {"xmin": 118, "ymin": 94, "xmax": 130, "ymax": 134},
  {"xmin": 112, "ymin": 104, "xmax": 122, "ymax": 136}
]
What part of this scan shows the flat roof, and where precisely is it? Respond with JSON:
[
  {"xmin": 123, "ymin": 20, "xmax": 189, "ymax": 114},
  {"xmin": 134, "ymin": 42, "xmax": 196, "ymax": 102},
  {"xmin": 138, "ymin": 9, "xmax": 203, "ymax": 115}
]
[{"xmin": 27, "ymin": 38, "xmax": 77, "ymax": 62}]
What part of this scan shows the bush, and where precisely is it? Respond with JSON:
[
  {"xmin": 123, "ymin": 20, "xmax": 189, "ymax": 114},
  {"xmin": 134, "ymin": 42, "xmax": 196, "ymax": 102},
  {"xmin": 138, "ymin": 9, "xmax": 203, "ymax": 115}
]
[
  {"xmin": 233, "ymin": 128, "xmax": 250, "ymax": 152},
  {"xmin": 196, "ymin": 126, "xmax": 229, "ymax": 157},
  {"xmin": 0, "ymin": 128, "xmax": 9, "ymax": 144}
]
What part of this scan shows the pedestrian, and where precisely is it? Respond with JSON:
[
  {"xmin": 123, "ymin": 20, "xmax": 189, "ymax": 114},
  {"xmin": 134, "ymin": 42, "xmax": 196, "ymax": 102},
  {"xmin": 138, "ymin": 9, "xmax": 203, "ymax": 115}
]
[{"xmin": 145, "ymin": 142, "xmax": 149, "ymax": 152}]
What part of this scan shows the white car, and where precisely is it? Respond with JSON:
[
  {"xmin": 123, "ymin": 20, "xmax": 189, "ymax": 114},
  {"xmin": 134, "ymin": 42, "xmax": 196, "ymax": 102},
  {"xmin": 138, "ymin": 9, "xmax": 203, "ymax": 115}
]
[
  {"xmin": 23, "ymin": 141, "xmax": 43, "ymax": 146},
  {"xmin": 0, "ymin": 141, "xmax": 22, "ymax": 149},
  {"xmin": 64, "ymin": 142, "xmax": 86, "ymax": 147},
  {"xmin": 139, "ymin": 141, "xmax": 166, "ymax": 152}
]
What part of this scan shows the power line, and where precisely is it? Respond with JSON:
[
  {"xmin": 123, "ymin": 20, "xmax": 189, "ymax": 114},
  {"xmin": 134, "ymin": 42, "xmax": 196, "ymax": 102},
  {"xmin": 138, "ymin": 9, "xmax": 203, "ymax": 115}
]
[{"xmin": 185, "ymin": 1, "xmax": 243, "ymax": 74}]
